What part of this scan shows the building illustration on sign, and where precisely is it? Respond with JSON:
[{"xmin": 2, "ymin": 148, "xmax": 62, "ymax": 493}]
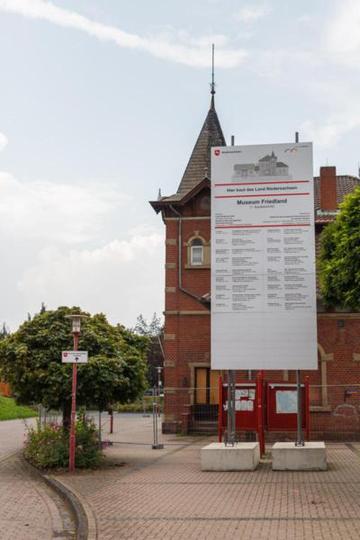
[{"xmin": 232, "ymin": 151, "xmax": 292, "ymax": 181}]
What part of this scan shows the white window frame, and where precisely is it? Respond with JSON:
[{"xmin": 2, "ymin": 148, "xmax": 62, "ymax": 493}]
[{"xmin": 190, "ymin": 244, "xmax": 204, "ymax": 266}]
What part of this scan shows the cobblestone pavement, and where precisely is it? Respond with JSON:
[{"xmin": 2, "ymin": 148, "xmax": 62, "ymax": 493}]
[
  {"xmin": 53, "ymin": 414, "xmax": 360, "ymax": 539},
  {"xmin": 0, "ymin": 419, "xmax": 76, "ymax": 539}
]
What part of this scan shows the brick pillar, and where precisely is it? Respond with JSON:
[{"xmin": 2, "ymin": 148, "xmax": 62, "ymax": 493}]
[{"xmin": 319, "ymin": 166, "xmax": 337, "ymax": 211}]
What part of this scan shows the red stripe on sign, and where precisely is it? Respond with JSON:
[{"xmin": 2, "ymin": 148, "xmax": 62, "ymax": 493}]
[
  {"xmin": 215, "ymin": 224, "xmax": 311, "ymax": 229},
  {"xmin": 214, "ymin": 180, "xmax": 310, "ymax": 187},
  {"xmin": 215, "ymin": 192, "xmax": 310, "ymax": 199}
]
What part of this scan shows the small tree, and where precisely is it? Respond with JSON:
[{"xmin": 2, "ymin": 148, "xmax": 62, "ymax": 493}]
[
  {"xmin": 133, "ymin": 313, "xmax": 164, "ymax": 388},
  {"xmin": 318, "ymin": 186, "xmax": 360, "ymax": 309},
  {"xmin": 0, "ymin": 323, "xmax": 8, "ymax": 340},
  {"xmin": 0, "ymin": 306, "xmax": 147, "ymax": 426}
]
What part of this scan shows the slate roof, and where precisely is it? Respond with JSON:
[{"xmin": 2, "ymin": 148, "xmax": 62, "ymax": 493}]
[{"xmin": 157, "ymin": 96, "xmax": 226, "ymax": 204}]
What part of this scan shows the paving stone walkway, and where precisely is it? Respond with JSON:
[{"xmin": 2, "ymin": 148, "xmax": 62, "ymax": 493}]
[
  {"xmin": 0, "ymin": 419, "xmax": 76, "ymax": 540},
  {"xmin": 53, "ymin": 415, "xmax": 360, "ymax": 539}
]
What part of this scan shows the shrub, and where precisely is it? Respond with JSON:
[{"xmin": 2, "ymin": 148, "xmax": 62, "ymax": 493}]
[
  {"xmin": 116, "ymin": 395, "xmax": 163, "ymax": 413},
  {"xmin": 24, "ymin": 417, "xmax": 102, "ymax": 469}
]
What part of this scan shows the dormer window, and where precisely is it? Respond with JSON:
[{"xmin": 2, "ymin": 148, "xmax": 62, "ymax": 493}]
[{"xmin": 190, "ymin": 238, "xmax": 204, "ymax": 266}]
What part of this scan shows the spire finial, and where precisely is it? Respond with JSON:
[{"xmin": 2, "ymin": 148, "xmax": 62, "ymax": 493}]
[{"xmin": 210, "ymin": 43, "xmax": 215, "ymax": 108}]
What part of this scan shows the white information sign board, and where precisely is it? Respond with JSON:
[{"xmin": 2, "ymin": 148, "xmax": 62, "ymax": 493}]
[
  {"xmin": 62, "ymin": 351, "xmax": 88, "ymax": 364},
  {"xmin": 211, "ymin": 142, "xmax": 317, "ymax": 370}
]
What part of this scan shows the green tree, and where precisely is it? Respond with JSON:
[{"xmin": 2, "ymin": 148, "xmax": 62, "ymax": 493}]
[
  {"xmin": 0, "ymin": 306, "xmax": 147, "ymax": 425},
  {"xmin": 318, "ymin": 186, "xmax": 360, "ymax": 309},
  {"xmin": 134, "ymin": 313, "xmax": 162, "ymax": 336},
  {"xmin": 0, "ymin": 323, "xmax": 8, "ymax": 340},
  {"xmin": 133, "ymin": 313, "xmax": 164, "ymax": 388}
]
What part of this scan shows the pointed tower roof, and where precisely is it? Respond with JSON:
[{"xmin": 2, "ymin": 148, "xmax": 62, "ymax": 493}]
[
  {"xmin": 150, "ymin": 47, "xmax": 226, "ymax": 212},
  {"xmin": 176, "ymin": 98, "xmax": 226, "ymax": 197}
]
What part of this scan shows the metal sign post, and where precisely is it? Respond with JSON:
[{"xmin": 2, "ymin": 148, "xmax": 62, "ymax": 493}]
[
  {"xmin": 226, "ymin": 370, "xmax": 236, "ymax": 446},
  {"xmin": 69, "ymin": 331, "xmax": 79, "ymax": 472},
  {"xmin": 295, "ymin": 370, "xmax": 304, "ymax": 447},
  {"xmin": 64, "ymin": 314, "xmax": 88, "ymax": 473}
]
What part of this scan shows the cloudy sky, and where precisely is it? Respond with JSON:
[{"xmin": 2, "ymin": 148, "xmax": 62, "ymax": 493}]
[{"xmin": 1, "ymin": 0, "xmax": 360, "ymax": 331}]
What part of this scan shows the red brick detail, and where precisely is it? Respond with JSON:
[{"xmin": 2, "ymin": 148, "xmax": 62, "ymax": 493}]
[{"xmin": 319, "ymin": 166, "xmax": 337, "ymax": 211}]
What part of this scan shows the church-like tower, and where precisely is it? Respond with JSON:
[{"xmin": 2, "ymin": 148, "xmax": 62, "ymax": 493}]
[{"xmin": 150, "ymin": 90, "xmax": 225, "ymax": 432}]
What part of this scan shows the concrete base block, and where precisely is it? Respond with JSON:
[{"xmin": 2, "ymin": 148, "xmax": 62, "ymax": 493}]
[
  {"xmin": 272, "ymin": 442, "xmax": 327, "ymax": 471},
  {"xmin": 201, "ymin": 442, "xmax": 260, "ymax": 471}
]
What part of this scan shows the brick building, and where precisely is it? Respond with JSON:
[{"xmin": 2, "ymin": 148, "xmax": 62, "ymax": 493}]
[{"xmin": 150, "ymin": 91, "xmax": 360, "ymax": 440}]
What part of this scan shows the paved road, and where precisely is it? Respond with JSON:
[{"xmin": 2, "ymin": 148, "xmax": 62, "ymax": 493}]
[
  {"xmin": 0, "ymin": 419, "xmax": 75, "ymax": 539},
  {"xmin": 0, "ymin": 418, "xmax": 36, "ymax": 459},
  {"xmin": 55, "ymin": 414, "xmax": 360, "ymax": 539}
]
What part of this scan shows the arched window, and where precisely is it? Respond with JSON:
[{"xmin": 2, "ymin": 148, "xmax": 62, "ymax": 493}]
[
  {"xmin": 186, "ymin": 235, "xmax": 210, "ymax": 268},
  {"xmin": 190, "ymin": 238, "xmax": 204, "ymax": 266}
]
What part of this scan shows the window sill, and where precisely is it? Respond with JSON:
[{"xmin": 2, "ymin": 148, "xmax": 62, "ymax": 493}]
[
  {"xmin": 310, "ymin": 405, "xmax": 332, "ymax": 413},
  {"xmin": 185, "ymin": 264, "xmax": 210, "ymax": 269}
]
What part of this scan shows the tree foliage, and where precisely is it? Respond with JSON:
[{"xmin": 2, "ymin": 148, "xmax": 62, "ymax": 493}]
[
  {"xmin": 0, "ymin": 323, "xmax": 8, "ymax": 340},
  {"xmin": 318, "ymin": 186, "xmax": 360, "ymax": 309},
  {"xmin": 133, "ymin": 313, "xmax": 164, "ymax": 387},
  {"xmin": 0, "ymin": 307, "xmax": 147, "ymax": 413},
  {"xmin": 133, "ymin": 313, "xmax": 162, "ymax": 337}
]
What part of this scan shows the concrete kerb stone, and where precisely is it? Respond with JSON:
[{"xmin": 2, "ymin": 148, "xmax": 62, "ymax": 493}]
[
  {"xmin": 44, "ymin": 475, "xmax": 91, "ymax": 540},
  {"xmin": 50, "ymin": 475, "xmax": 98, "ymax": 540},
  {"xmin": 22, "ymin": 455, "xmax": 90, "ymax": 540}
]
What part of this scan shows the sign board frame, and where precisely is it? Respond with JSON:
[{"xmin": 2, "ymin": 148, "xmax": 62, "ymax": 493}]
[
  {"xmin": 211, "ymin": 142, "xmax": 317, "ymax": 370},
  {"xmin": 62, "ymin": 351, "xmax": 88, "ymax": 364}
]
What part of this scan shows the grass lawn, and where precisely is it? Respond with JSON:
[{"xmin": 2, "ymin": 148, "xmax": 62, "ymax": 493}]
[{"xmin": 0, "ymin": 396, "xmax": 37, "ymax": 421}]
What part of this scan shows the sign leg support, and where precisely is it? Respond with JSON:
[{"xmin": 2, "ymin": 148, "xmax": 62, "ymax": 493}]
[
  {"xmin": 226, "ymin": 370, "xmax": 236, "ymax": 446},
  {"xmin": 295, "ymin": 370, "xmax": 304, "ymax": 447}
]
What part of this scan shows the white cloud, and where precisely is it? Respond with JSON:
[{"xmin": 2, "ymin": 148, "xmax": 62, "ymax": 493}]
[
  {"xmin": 325, "ymin": 0, "xmax": 360, "ymax": 65},
  {"xmin": 17, "ymin": 232, "xmax": 164, "ymax": 328},
  {"xmin": 301, "ymin": 111, "xmax": 360, "ymax": 148},
  {"xmin": 0, "ymin": 171, "xmax": 129, "ymax": 243},
  {"xmin": 0, "ymin": 132, "xmax": 8, "ymax": 151},
  {"xmin": 0, "ymin": 0, "xmax": 247, "ymax": 68},
  {"xmin": 234, "ymin": 5, "xmax": 268, "ymax": 23},
  {"xmin": 0, "ymin": 167, "xmax": 164, "ymax": 329}
]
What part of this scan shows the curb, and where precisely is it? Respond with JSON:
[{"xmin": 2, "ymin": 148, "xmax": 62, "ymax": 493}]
[
  {"xmin": 22, "ymin": 455, "xmax": 90, "ymax": 540},
  {"xmin": 43, "ymin": 475, "xmax": 89, "ymax": 540}
]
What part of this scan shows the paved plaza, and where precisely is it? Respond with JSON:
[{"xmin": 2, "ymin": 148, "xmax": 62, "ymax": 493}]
[
  {"xmin": 2, "ymin": 414, "xmax": 360, "ymax": 538},
  {"xmin": 53, "ymin": 414, "xmax": 360, "ymax": 539}
]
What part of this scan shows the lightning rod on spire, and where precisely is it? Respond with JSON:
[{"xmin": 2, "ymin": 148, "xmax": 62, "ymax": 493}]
[{"xmin": 211, "ymin": 43, "xmax": 215, "ymax": 96}]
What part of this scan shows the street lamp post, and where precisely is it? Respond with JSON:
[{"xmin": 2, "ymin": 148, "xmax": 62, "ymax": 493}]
[
  {"xmin": 157, "ymin": 366, "xmax": 163, "ymax": 397},
  {"xmin": 65, "ymin": 314, "xmax": 87, "ymax": 473}
]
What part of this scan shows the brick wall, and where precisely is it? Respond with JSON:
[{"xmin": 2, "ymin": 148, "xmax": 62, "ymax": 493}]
[{"xmin": 161, "ymin": 191, "xmax": 360, "ymax": 438}]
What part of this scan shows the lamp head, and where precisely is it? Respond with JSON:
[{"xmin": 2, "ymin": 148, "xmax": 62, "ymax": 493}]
[{"xmin": 65, "ymin": 314, "xmax": 88, "ymax": 334}]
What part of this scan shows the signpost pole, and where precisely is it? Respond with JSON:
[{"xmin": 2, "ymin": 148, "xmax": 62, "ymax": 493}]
[
  {"xmin": 226, "ymin": 370, "xmax": 236, "ymax": 446},
  {"xmin": 69, "ymin": 331, "xmax": 78, "ymax": 473},
  {"xmin": 295, "ymin": 369, "xmax": 304, "ymax": 447},
  {"xmin": 65, "ymin": 313, "xmax": 88, "ymax": 474},
  {"xmin": 305, "ymin": 376, "xmax": 310, "ymax": 441},
  {"xmin": 218, "ymin": 375, "xmax": 223, "ymax": 442}
]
